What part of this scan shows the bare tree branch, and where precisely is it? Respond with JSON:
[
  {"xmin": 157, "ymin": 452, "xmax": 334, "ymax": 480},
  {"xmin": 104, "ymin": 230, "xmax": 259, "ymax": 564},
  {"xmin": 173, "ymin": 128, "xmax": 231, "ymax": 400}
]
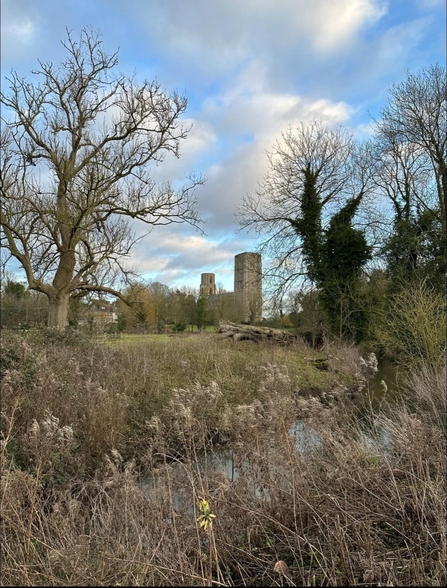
[
  {"xmin": 0, "ymin": 29, "xmax": 205, "ymax": 326},
  {"xmin": 237, "ymin": 121, "xmax": 374, "ymax": 298}
]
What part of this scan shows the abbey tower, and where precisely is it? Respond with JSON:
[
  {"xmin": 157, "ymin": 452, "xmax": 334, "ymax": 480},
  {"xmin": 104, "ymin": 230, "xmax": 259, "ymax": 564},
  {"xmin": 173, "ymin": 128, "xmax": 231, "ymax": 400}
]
[
  {"xmin": 234, "ymin": 252, "xmax": 262, "ymax": 323},
  {"xmin": 200, "ymin": 252, "xmax": 262, "ymax": 324},
  {"xmin": 199, "ymin": 273, "xmax": 217, "ymax": 297}
]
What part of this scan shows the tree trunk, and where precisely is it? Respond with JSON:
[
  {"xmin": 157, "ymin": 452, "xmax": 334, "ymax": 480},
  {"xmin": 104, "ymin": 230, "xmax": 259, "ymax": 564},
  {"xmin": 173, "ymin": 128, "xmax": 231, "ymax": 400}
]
[
  {"xmin": 217, "ymin": 320, "xmax": 300, "ymax": 344},
  {"xmin": 47, "ymin": 294, "xmax": 70, "ymax": 328},
  {"xmin": 217, "ymin": 320, "xmax": 326, "ymax": 349}
]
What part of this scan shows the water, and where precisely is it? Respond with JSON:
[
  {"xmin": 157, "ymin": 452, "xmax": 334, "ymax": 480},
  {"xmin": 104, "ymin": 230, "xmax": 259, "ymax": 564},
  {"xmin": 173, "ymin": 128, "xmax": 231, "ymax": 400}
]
[
  {"xmin": 347, "ymin": 357, "xmax": 401, "ymax": 457},
  {"xmin": 140, "ymin": 358, "xmax": 401, "ymax": 498},
  {"xmin": 367, "ymin": 358, "xmax": 399, "ymax": 409},
  {"xmin": 289, "ymin": 419, "xmax": 322, "ymax": 450},
  {"xmin": 140, "ymin": 421, "xmax": 324, "ymax": 506}
]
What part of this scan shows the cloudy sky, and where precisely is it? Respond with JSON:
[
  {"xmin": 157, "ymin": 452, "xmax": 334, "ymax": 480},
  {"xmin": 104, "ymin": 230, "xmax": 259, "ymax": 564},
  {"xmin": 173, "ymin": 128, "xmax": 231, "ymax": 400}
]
[{"xmin": 1, "ymin": 0, "xmax": 445, "ymax": 291}]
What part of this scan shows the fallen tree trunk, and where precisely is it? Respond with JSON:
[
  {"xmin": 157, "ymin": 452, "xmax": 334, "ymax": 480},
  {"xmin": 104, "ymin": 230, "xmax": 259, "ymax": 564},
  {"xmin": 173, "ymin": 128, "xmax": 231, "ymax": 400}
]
[{"xmin": 217, "ymin": 320, "xmax": 301, "ymax": 345}]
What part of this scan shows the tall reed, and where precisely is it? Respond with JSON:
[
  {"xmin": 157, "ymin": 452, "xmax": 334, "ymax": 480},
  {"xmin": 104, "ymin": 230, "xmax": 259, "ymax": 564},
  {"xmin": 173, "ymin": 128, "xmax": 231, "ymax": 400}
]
[{"xmin": 1, "ymin": 328, "xmax": 445, "ymax": 585}]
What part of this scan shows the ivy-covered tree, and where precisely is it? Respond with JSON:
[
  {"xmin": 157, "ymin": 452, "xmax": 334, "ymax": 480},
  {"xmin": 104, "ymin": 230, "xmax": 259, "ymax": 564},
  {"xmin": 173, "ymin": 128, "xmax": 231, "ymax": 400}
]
[
  {"xmin": 289, "ymin": 164, "xmax": 324, "ymax": 284},
  {"xmin": 319, "ymin": 194, "xmax": 372, "ymax": 341},
  {"xmin": 374, "ymin": 64, "xmax": 446, "ymax": 291},
  {"xmin": 238, "ymin": 122, "xmax": 374, "ymax": 340}
]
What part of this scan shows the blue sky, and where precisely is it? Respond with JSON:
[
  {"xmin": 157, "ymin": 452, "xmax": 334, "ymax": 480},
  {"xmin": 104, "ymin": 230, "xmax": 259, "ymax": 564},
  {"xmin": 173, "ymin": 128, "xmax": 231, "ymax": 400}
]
[{"xmin": 1, "ymin": 0, "xmax": 445, "ymax": 292}]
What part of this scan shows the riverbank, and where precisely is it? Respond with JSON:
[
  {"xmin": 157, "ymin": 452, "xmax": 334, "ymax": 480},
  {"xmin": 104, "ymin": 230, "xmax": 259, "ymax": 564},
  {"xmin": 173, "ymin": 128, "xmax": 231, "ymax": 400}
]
[{"xmin": 2, "ymin": 328, "xmax": 445, "ymax": 586}]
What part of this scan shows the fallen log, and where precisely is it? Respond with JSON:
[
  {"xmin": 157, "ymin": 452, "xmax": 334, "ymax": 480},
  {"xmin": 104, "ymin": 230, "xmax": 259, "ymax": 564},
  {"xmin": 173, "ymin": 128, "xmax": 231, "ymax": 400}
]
[{"xmin": 217, "ymin": 320, "xmax": 300, "ymax": 345}]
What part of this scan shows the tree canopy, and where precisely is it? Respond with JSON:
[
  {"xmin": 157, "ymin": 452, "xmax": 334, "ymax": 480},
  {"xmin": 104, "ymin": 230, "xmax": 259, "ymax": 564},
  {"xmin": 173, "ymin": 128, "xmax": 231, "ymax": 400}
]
[{"xmin": 0, "ymin": 29, "xmax": 204, "ymax": 327}]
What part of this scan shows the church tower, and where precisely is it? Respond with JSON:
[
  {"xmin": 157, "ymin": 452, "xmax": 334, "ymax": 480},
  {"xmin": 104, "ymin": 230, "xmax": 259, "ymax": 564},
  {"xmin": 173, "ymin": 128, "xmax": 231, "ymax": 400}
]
[
  {"xmin": 234, "ymin": 252, "xmax": 262, "ymax": 323},
  {"xmin": 200, "ymin": 273, "xmax": 216, "ymax": 297}
]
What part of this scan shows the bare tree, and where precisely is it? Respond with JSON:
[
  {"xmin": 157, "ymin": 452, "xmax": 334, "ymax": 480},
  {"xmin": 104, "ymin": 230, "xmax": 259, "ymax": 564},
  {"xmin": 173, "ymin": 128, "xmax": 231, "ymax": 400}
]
[
  {"xmin": 377, "ymin": 64, "xmax": 446, "ymax": 224},
  {"xmin": 237, "ymin": 121, "xmax": 374, "ymax": 299},
  {"xmin": 373, "ymin": 64, "xmax": 446, "ymax": 286},
  {"xmin": 0, "ymin": 29, "xmax": 204, "ymax": 327}
]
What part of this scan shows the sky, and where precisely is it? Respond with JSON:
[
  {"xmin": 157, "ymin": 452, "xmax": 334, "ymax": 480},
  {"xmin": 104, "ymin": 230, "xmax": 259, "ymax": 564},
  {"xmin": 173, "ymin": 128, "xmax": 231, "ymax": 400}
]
[{"xmin": 1, "ymin": 0, "xmax": 445, "ymax": 292}]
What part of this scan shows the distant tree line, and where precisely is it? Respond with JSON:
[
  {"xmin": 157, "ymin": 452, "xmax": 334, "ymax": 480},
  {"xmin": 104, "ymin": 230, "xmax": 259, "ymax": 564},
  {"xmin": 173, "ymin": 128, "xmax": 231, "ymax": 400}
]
[{"xmin": 0, "ymin": 277, "xmax": 242, "ymax": 333}]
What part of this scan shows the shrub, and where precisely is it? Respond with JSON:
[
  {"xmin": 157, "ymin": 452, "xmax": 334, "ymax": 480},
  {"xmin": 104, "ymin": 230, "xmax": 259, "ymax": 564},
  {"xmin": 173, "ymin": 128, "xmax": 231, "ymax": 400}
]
[{"xmin": 378, "ymin": 281, "xmax": 446, "ymax": 368}]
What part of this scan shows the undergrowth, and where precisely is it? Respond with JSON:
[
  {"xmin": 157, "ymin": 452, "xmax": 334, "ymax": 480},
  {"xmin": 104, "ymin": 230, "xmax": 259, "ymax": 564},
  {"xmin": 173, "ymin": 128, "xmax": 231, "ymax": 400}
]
[{"xmin": 1, "ymin": 328, "xmax": 445, "ymax": 586}]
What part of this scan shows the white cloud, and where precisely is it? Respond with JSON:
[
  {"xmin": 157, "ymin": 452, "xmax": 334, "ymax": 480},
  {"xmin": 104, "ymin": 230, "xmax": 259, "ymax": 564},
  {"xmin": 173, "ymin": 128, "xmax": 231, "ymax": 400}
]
[
  {"xmin": 3, "ymin": 19, "xmax": 35, "ymax": 41},
  {"xmin": 313, "ymin": 0, "xmax": 387, "ymax": 50},
  {"xmin": 357, "ymin": 17, "xmax": 433, "ymax": 89},
  {"xmin": 148, "ymin": 119, "xmax": 217, "ymax": 184},
  {"xmin": 125, "ymin": 0, "xmax": 389, "ymax": 87},
  {"xmin": 190, "ymin": 60, "xmax": 354, "ymax": 230},
  {"xmin": 1, "ymin": 0, "xmax": 39, "ymax": 61},
  {"xmin": 202, "ymin": 57, "xmax": 353, "ymax": 136},
  {"xmin": 130, "ymin": 227, "xmax": 248, "ymax": 289},
  {"xmin": 140, "ymin": 57, "xmax": 354, "ymax": 239}
]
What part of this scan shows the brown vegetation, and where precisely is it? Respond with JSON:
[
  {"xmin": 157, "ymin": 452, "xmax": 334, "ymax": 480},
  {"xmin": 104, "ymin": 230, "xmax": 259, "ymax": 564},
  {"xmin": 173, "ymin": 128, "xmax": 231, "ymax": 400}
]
[{"xmin": 1, "ymin": 329, "xmax": 445, "ymax": 586}]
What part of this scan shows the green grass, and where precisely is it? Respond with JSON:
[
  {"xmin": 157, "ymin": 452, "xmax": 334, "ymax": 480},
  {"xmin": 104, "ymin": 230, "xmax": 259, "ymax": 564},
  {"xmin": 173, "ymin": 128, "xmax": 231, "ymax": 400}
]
[
  {"xmin": 101, "ymin": 327, "xmax": 217, "ymax": 345},
  {"xmin": 101, "ymin": 333, "xmax": 173, "ymax": 344}
]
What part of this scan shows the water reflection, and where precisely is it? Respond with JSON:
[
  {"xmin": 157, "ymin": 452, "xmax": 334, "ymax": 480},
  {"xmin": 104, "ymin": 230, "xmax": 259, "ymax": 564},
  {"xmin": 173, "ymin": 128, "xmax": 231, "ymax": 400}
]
[
  {"xmin": 367, "ymin": 359, "xmax": 399, "ymax": 409},
  {"xmin": 359, "ymin": 421, "xmax": 392, "ymax": 454},
  {"xmin": 141, "ymin": 359, "xmax": 399, "ymax": 502},
  {"xmin": 140, "ymin": 413, "xmax": 393, "ymax": 509},
  {"xmin": 141, "ymin": 420, "xmax": 323, "ymax": 506},
  {"xmin": 354, "ymin": 358, "xmax": 398, "ymax": 451},
  {"xmin": 140, "ymin": 450, "xmax": 238, "ymax": 511},
  {"xmin": 289, "ymin": 419, "xmax": 321, "ymax": 451}
]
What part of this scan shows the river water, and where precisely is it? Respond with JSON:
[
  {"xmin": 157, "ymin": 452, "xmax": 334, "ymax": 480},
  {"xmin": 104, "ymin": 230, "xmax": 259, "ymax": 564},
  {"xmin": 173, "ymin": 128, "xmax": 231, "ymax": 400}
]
[
  {"xmin": 365, "ymin": 358, "xmax": 399, "ymax": 410},
  {"xmin": 141, "ymin": 358, "xmax": 400, "ymax": 500}
]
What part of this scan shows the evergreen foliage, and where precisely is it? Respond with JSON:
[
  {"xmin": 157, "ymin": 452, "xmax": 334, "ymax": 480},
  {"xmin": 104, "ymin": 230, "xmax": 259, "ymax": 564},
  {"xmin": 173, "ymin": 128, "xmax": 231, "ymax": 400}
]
[
  {"xmin": 320, "ymin": 195, "xmax": 372, "ymax": 341},
  {"xmin": 290, "ymin": 165, "xmax": 324, "ymax": 284},
  {"xmin": 3, "ymin": 279, "xmax": 27, "ymax": 300},
  {"xmin": 196, "ymin": 297, "xmax": 208, "ymax": 330},
  {"xmin": 290, "ymin": 173, "xmax": 371, "ymax": 341},
  {"xmin": 384, "ymin": 210, "xmax": 445, "ymax": 292}
]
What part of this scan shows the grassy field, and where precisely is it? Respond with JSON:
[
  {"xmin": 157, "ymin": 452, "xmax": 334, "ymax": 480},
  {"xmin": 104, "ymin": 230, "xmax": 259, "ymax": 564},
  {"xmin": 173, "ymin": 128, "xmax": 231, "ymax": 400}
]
[
  {"xmin": 101, "ymin": 332, "xmax": 174, "ymax": 344},
  {"xmin": 1, "ymin": 327, "xmax": 445, "ymax": 586},
  {"xmin": 100, "ymin": 327, "xmax": 218, "ymax": 345}
]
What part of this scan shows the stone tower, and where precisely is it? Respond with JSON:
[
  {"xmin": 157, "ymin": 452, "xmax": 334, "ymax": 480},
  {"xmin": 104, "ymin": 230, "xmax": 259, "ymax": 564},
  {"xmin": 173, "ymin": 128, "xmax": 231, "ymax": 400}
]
[
  {"xmin": 200, "ymin": 273, "xmax": 217, "ymax": 297},
  {"xmin": 234, "ymin": 252, "xmax": 262, "ymax": 323}
]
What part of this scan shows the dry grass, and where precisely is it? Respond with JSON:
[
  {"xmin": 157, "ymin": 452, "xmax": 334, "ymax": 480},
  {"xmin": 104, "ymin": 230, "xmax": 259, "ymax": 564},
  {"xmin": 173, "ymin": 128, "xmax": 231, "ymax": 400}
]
[{"xmin": 1, "ymin": 328, "xmax": 445, "ymax": 586}]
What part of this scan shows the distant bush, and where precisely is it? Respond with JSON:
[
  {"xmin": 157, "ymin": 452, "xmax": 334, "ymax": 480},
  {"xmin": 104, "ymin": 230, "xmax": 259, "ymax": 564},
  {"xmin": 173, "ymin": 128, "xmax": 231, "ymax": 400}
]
[
  {"xmin": 18, "ymin": 325, "xmax": 93, "ymax": 347},
  {"xmin": 0, "ymin": 331, "xmax": 39, "ymax": 385}
]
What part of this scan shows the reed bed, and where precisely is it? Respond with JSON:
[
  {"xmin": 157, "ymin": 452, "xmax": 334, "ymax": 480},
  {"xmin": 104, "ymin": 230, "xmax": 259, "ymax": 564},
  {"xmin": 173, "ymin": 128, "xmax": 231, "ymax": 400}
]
[{"xmin": 1, "ymin": 328, "xmax": 445, "ymax": 586}]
